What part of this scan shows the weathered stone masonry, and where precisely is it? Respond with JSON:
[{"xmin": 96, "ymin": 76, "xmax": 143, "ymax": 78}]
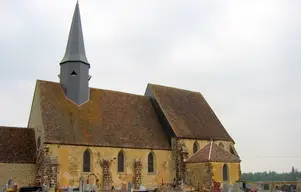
[
  {"xmin": 133, "ymin": 159, "xmax": 142, "ymax": 189},
  {"xmin": 99, "ymin": 159, "xmax": 113, "ymax": 190},
  {"xmin": 172, "ymin": 138, "xmax": 188, "ymax": 188},
  {"xmin": 36, "ymin": 149, "xmax": 59, "ymax": 188}
]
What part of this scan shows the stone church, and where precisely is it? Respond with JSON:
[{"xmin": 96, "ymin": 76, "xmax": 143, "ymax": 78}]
[{"xmin": 0, "ymin": 2, "xmax": 241, "ymax": 190}]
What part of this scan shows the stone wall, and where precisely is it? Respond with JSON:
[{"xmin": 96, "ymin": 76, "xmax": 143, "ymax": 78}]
[
  {"xmin": 0, "ymin": 163, "xmax": 36, "ymax": 187},
  {"xmin": 211, "ymin": 162, "xmax": 240, "ymax": 185},
  {"xmin": 203, "ymin": 162, "xmax": 214, "ymax": 190},
  {"xmin": 46, "ymin": 144, "xmax": 175, "ymax": 189},
  {"xmin": 171, "ymin": 138, "xmax": 188, "ymax": 189},
  {"xmin": 99, "ymin": 159, "xmax": 112, "ymax": 190},
  {"xmin": 186, "ymin": 162, "xmax": 240, "ymax": 187},
  {"xmin": 36, "ymin": 149, "xmax": 59, "ymax": 188},
  {"xmin": 186, "ymin": 163, "xmax": 205, "ymax": 189},
  {"xmin": 133, "ymin": 159, "xmax": 142, "ymax": 189}
]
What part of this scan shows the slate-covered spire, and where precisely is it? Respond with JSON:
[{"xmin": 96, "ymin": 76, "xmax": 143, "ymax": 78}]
[
  {"xmin": 60, "ymin": 1, "xmax": 89, "ymax": 66},
  {"xmin": 59, "ymin": 1, "xmax": 91, "ymax": 105}
]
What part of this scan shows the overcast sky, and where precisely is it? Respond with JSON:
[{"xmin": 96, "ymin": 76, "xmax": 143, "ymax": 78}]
[{"xmin": 0, "ymin": 0, "xmax": 301, "ymax": 173}]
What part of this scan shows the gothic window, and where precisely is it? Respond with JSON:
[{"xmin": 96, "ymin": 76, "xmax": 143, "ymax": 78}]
[
  {"xmin": 37, "ymin": 136, "xmax": 41, "ymax": 149},
  {"xmin": 83, "ymin": 149, "xmax": 91, "ymax": 172},
  {"xmin": 223, "ymin": 164, "xmax": 229, "ymax": 181},
  {"xmin": 219, "ymin": 142, "xmax": 224, "ymax": 148},
  {"xmin": 193, "ymin": 141, "xmax": 199, "ymax": 153},
  {"xmin": 117, "ymin": 151, "xmax": 124, "ymax": 172},
  {"xmin": 148, "ymin": 152, "xmax": 154, "ymax": 173}
]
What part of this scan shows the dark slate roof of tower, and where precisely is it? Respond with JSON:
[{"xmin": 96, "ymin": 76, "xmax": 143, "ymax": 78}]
[
  {"xmin": 31, "ymin": 80, "xmax": 170, "ymax": 150},
  {"xmin": 185, "ymin": 142, "xmax": 241, "ymax": 163},
  {"xmin": 60, "ymin": 2, "xmax": 89, "ymax": 66},
  {"xmin": 145, "ymin": 84, "xmax": 234, "ymax": 142},
  {"xmin": 0, "ymin": 126, "xmax": 36, "ymax": 163}
]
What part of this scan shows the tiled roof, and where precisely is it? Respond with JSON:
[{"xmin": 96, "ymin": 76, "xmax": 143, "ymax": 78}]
[
  {"xmin": 0, "ymin": 126, "xmax": 36, "ymax": 163},
  {"xmin": 35, "ymin": 80, "xmax": 170, "ymax": 150},
  {"xmin": 147, "ymin": 84, "xmax": 233, "ymax": 141},
  {"xmin": 185, "ymin": 142, "xmax": 241, "ymax": 163}
]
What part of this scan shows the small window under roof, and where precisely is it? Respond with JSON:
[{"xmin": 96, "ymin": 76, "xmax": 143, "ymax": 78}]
[{"xmin": 70, "ymin": 70, "xmax": 77, "ymax": 76}]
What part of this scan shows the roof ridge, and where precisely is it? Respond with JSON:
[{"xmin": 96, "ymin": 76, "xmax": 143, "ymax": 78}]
[
  {"xmin": 37, "ymin": 79, "xmax": 146, "ymax": 97},
  {"xmin": 208, "ymin": 140, "xmax": 213, "ymax": 161},
  {"xmin": 0, "ymin": 126, "xmax": 30, "ymax": 129},
  {"xmin": 149, "ymin": 83, "xmax": 203, "ymax": 95}
]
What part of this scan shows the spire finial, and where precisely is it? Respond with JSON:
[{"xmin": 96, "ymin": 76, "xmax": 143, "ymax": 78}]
[{"xmin": 60, "ymin": 1, "xmax": 90, "ymax": 66}]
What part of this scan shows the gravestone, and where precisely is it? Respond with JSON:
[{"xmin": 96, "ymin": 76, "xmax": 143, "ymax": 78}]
[
  {"xmin": 7, "ymin": 178, "xmax": 13, "ymax": 189},
  {"xmin": 42, "ymin": 184, "xmax": 49, "ymax": 192},
  {"xmin": 90, "ymin": 185, "xmax": 97, "ymax": 192},
  {"xmin": 180, "ymin": 179, "xmax": 184, "ymax": 190},
  {"xmin": 67, "ymin": 187, "xmax": 73, "ymax": 192},
  {"xmin": 139, "ymin": 185, "xmax": 146, "ymax": 191},
  {"xmin": 232, "ymin": 183, "xmax": 244, "ymax": 192},
  {"xmin": 127, "ymin": 183, "xmax": 132, "ymax": 192},
  {"xmin": 79, "ymin": 177, "xmax": 85, "ymax": 192},
  {"xmin": 121, "ymin": 184, "xmax": 127, "ymax": 192},
  {"xmin": 223, "ymin": 184, "xmax": 229, "ymax": 192}
]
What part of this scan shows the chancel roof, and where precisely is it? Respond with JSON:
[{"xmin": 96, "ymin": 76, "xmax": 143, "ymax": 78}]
[
  {"xmin": 146, "ymin": 84, "xmax": 234, "ymax": 141},
  {"xmin": 185, "ymin": 142, "xmax": 241, "ymax": 163}
]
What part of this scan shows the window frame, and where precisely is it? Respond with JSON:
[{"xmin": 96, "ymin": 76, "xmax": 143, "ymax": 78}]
[
  {"xmin": 193, "ymin": 141, "xmax": 199, "ymax": 154},
  {"xmin": 117, "ymin": 150, "xmax": 125, "ymax": 173},
  {"xmin": 83, "ymin": 149, "xmax": 91, "ymax": 173},
  {"xmin": 222, "ymin": 164, "xmax": 229, "ymax": 181},
  {"xmin": 148, "ymin": 152, "xmax": 155, "ymax": 173}
]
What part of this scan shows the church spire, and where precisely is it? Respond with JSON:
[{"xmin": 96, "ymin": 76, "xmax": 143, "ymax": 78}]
[
  {"xmin": 59, "ymin": 1, "xmax": 91, "ymax": 106},
  {"xmin": 60, "ymin": 1, "xmax": 89, "ymax": 66}
]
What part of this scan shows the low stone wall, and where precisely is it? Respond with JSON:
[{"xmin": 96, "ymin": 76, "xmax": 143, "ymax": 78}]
[{"xmin": 0, "ymin": 163, "xmax": 36, "ymax": 187}]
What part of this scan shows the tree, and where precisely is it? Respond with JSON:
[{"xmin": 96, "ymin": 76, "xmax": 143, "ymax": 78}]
[
  {"xmin": 292, "ymin": 166, "xmax": 296, "ymax": 181},
  {"xmin": 241, "ymin": 168, "xmax": 301, "ymax": 182}
]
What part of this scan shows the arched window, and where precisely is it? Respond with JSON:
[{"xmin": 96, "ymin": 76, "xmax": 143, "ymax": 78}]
[
  {"xmin": 148, "ymin": 152, "xmax": 154, "ymax": 173},
  {"xmin": 117, "ymin": 151, "xmax": 124, "ymax": 172},
  {"xmin": 83, "ymin": 149, "xmax": 91, "ymax": 172},
  {"xmin": 37, "ymin": 136, "xmax": 41, "ymax": 149},
  {"xmin": 223, "ymin": 164, "xmax": 229, "ymax": 181},
  {"xmin": 219, "ymin": 142, "xmax": 224, "ymax": 148},
  {"xmin": 193, "ymin": 141, "xmax": 199, "ymax": 153}
]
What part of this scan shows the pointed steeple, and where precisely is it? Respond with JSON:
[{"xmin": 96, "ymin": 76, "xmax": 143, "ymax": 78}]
[
  {"xmin": 60, "ymin": 1, "xmax": 90, "ymax": 66},
  {"xmin": 59, "ymin": 1, "xmax": 91, "ymax": 105}
]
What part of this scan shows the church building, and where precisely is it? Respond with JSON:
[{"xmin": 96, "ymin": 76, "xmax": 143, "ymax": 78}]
[{"xmin": 0, "ymin": 2, "xmax": 241, "ymax": 190}]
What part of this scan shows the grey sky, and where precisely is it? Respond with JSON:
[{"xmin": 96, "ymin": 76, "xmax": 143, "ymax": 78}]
[{"xmin": 0, "ymin": 0, "xmax": 300, "ymax": 173}]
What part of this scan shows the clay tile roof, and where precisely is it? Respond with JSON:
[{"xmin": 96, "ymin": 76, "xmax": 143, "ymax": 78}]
[
  {"xmin": 0, "ymin": 126, "xmax": 36, "ymax": 163},
  {"xmin": 36, "ymin": 80, "xmax": 170, "ymax": 150},
  {"xmin": 185, "ymin": 142, "xmax": 240, "ymax": 163},
  {"xmin": 149, "ymin": 84, "xmax": 233, "ymax": 141}
]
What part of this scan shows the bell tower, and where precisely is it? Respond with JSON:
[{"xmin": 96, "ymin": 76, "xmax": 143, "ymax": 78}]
[{"xmin": 59, "ymin": 1, "xmax": 91, "ymax": 105}]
